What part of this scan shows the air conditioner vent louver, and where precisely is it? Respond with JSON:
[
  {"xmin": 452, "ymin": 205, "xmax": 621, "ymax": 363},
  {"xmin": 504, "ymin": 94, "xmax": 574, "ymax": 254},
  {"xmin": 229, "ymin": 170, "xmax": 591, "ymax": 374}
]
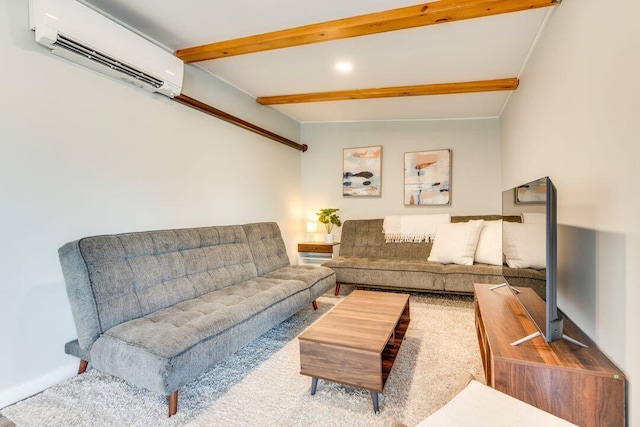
[
  {"xmin": 29, "ymin": 0, "xmax": 183, "ymax": 98},
  {"xmin": 53, "ymin": 35, "xmax": 163, "ymax": 89}
]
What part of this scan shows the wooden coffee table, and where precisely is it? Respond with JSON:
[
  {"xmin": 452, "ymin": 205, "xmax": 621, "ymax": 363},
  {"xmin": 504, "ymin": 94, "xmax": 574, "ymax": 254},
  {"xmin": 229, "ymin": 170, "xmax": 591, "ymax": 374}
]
[{"xmin": 299, "ymin": 290, "xmax": 410, "ymax": 413}]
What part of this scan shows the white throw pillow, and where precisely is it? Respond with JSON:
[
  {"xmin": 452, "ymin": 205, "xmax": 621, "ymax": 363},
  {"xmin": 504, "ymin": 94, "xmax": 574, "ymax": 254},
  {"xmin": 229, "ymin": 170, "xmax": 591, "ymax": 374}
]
[
  {"xmin": 427, "ymin": 220, "xmax": 484, "ymax": 266},
  {"xmin": 474, "ymin": 220, "xmax": 503, "ymax": 266},
  {"xmin": 502, "ymin": 222, "xmax": 546, "ymax": 269}
]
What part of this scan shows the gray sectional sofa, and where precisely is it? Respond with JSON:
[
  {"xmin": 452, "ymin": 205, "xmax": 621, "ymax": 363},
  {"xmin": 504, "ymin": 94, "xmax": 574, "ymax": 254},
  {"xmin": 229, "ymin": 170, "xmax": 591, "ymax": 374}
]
[
  {"xmin": 58, "ymin": 222, "xmax": 335, "ymax": 416},
  {"xmin": 323, "ymin": 216, "xmax": 545, "ymax": 297}
]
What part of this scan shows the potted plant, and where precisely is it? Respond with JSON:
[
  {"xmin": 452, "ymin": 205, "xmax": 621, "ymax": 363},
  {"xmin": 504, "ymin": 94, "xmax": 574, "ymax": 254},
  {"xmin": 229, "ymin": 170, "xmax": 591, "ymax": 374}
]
[{"xmin": 316, "ymin": 208, "xmax": 342, "ymax": 243}]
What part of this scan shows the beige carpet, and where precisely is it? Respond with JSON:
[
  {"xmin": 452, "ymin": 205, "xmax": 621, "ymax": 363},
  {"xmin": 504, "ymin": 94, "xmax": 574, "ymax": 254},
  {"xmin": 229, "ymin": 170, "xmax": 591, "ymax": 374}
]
[{"xmin": 1, "ymin": 289, "xmax": 483, "ymax": 427}]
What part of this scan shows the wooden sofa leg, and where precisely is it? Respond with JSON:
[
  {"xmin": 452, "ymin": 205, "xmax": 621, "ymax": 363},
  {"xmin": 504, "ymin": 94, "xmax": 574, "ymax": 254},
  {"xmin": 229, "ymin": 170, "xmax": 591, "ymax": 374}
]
[
  {"xmin": 78, "ymin": 360, "xmax": 89, "ymax": 374},
  {"xmin": 334, "ymin": 283, "xmax": 341, "ymax": 296},
  {"xmin": 312, "ymin": 300, "xmax": 318, "ymax": 310},
  {"xmin": 168, "ymin": 390, "xmax": 178, "ymax": 417}
]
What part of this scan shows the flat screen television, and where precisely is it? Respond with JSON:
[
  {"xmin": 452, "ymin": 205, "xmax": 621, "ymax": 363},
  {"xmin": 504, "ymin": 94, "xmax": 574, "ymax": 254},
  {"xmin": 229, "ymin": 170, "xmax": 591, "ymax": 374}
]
[{"xmin": 501, "ymin": 177, "xmax": 586, "ymax": 347}]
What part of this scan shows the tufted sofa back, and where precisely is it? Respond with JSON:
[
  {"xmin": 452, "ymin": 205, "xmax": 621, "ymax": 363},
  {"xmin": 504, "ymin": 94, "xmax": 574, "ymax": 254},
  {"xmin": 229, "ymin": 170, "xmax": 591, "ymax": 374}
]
[
  {"xmin": 242, "ymin": 222, "xmax": 290, "ymax": 276},
  {"xmin": 339, "ymin": 219, "xmax": 430, "ymax": 260},
  {"xmin": 339, "ymin": 216, "xmax": 517, "ymax": 260},
  {"xmin": 59, "ymin": 222, "xmax": 289, "ymax": 350}
]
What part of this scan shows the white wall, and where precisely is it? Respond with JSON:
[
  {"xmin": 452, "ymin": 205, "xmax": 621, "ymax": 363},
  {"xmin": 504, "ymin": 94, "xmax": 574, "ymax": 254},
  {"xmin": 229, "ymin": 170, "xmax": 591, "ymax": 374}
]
[
  {"xmin": 0, "ymin": 0, "xmax": 302, "ymax": 408},
  {"xmin": 300, "ymin": 119, "xmax": 502, "ymax": 239},
  {"xmin": 5, "ymin": 0, "xmax": 634, "ymax": 419},
  {"xmin": 501, "ymin": 0, "xmax": 640, "ymax": 424}
]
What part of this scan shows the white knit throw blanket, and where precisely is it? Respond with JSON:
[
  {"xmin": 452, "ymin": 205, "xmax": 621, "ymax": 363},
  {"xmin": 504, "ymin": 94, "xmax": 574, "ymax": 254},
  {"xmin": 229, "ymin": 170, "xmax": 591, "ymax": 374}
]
[{"xmin": 383, "ymin": 214, "xmax": 451, "ymax": 243}]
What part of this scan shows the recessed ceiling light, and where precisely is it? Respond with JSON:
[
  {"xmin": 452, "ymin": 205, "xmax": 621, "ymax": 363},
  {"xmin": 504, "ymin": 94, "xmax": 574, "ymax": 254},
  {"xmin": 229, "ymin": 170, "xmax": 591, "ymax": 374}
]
[{"xmin": 335, "ymin": 62, "xmax": 353, "ymax": 72}]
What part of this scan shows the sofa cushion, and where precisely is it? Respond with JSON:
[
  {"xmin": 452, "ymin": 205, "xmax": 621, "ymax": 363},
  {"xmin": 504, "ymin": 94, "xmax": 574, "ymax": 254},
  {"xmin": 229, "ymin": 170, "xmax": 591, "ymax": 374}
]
[
  {"xmin": 441, "ymin": 263, "xmax": 505, "ymax": 293},
  {"xmin": 97, "ymin": 277, "xmax": 309, "ymax": 359},
  {"xmin": 325, "ymin": 257, "xmax": 508, "ymax": 294},
  {"xmin": 90, "ymin": 286, "xmax": 311, "ymax": 395},
  {"xmin": 325, "ymin": 257, "xmax": 446, "ymax": 273},
  {"xmin": 324, "ymin": 257, "xmax": 446, "ymax": 291},
  {"xmin": 262, "ymin": 265, "xmax": 333, "ymax": 285},
  {"xmin": 242, "ymin": 222, "xmax": 290, "ymax": 276},
  {"xmin": 339, "ymin": 219, "xmax": 433, "ymax": 260},
  {"xmin": 84, "ymin": 227, "xmax": 257, "ymax": 329},
  {"xmin": 261, "ymin": 265, "xmax": 335, "ymax": 299},
  {"xmin": 60, "ymin": 225, "xmax": 258, "ymax": 349}
]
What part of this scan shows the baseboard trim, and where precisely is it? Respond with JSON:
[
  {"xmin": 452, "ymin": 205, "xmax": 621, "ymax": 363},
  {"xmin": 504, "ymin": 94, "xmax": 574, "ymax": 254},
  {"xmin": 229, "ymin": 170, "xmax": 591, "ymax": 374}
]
[{"xmin": 0, "ymin": 362, "xmax": 78, "ymax": 410}]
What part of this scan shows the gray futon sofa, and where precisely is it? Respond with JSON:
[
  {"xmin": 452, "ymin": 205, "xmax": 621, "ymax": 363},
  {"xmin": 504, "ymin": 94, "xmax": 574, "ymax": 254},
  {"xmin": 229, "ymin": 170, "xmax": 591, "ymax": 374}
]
[
  {"xmin": 58, "ymin": 222, "xmax": 335, "ymax": 416},
  {"xmin": 324, "ymin": 216, "xmax": 545, "ymax": 297}
]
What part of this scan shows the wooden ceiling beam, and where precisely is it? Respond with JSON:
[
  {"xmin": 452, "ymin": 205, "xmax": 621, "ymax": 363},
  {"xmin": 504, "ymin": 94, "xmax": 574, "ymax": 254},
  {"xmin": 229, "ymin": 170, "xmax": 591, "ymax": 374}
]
[
  {"xmin": 256, "ymin": 78, "xmax": 519, "ymax": 105},
  {"xmin": 175, "ymin": 0, "xmax": 560, "ymax": 63}
]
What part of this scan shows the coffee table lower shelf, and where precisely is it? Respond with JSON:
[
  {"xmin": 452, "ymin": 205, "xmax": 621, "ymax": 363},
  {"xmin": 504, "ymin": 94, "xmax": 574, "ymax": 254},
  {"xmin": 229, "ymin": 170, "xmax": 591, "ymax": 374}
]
[{"xmin": 299, "ymin": 290, "xmax": 410, "ymax": 413}]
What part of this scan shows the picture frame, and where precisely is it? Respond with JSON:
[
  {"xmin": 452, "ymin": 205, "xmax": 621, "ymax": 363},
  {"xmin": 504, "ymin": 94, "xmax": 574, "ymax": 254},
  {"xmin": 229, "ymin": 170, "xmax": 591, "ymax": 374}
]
[
  {"xmin": 404, "ymin": 149, "xmax": 451, "ymax": 205},
  {"xmin": 515, "ymin": 177, "xmax": 547, "ymax": 204},
  {"xmin": 343, "ymin": 146, "xmax": 382, "ymax": 197}
]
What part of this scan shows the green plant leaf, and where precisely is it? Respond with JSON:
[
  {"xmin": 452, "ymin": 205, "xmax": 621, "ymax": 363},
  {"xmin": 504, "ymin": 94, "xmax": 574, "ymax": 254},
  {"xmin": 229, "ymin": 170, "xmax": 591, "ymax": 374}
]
[{"xmin": 316, "ymin": 208, "xmax": 341, "ymax": 234}]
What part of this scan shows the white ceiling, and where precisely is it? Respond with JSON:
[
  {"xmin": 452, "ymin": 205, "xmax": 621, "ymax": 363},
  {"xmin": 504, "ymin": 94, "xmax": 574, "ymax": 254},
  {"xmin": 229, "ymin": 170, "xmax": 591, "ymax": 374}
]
[{"xmin": 82, "ymin": 0, "xmax": 553, "ymax": 122}]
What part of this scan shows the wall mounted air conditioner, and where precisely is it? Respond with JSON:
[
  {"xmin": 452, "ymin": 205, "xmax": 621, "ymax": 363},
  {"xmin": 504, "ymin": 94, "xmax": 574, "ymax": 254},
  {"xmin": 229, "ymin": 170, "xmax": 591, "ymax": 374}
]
[{"xmin": 29, "ymin": 0, "xmax": 183, "ymax": 98}]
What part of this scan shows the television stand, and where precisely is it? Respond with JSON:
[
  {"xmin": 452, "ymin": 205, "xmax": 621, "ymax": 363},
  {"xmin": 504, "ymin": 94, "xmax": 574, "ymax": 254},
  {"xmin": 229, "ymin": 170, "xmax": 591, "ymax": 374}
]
[
  {"xmin": 488, "ymin": 282, "xmax": 520, "ymax": 293},
  {"xmin": 474, "ymin": 283, "xmax": 625, "ymax": 427},
  {"xmin": 509, "ymin": 330, "xmax": 588, "ymax": 347},
  {"xmin": 489, "ymin": 283, "xmax": 589, "ymax": 347}
]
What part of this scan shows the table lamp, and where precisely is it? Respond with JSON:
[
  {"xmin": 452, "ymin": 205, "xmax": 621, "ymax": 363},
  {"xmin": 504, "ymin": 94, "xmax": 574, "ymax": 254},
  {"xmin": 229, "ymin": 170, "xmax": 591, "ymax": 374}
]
[{"xmin": 306, "ymin": 221, "xmax": 318, "ymax": 241}]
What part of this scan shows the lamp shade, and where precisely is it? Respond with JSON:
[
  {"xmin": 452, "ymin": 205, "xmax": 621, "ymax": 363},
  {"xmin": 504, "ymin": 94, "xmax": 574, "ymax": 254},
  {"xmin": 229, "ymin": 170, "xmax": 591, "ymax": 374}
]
[{"xmin": 306, "ymin": 221, "xmax": 318, "ymax": 233}]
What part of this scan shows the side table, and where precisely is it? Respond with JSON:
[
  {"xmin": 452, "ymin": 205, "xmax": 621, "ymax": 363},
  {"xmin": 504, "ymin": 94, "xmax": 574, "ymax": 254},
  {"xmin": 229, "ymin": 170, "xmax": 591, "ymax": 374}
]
[{"xmin": 297, "ymin": 242, "xmax": 339, "ymax": 266}]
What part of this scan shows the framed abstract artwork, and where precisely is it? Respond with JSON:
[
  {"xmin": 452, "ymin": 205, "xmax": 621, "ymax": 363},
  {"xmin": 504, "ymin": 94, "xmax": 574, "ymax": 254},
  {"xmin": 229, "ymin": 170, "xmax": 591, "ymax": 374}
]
[
  {"xmin": 343, "ymin": 146, "xmax": 382, "ymax": 197},
  {"xmin": 404, "ymin": 149, "xmax": 451, "ymax": 205}
]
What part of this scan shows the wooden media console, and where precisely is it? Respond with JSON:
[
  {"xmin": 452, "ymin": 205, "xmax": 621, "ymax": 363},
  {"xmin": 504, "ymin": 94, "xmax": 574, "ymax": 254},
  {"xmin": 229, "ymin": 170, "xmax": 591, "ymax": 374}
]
[{"xmin": 474, "ymin": 283, "xmax": 625, "ymax": 426}]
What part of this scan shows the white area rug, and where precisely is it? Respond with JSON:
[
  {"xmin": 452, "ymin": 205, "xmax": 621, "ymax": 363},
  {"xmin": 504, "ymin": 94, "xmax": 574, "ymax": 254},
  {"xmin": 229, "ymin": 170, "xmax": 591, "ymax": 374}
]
[{"xmin": 2, "ymin": 290, "xmax": 483, "ymax": 427}]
